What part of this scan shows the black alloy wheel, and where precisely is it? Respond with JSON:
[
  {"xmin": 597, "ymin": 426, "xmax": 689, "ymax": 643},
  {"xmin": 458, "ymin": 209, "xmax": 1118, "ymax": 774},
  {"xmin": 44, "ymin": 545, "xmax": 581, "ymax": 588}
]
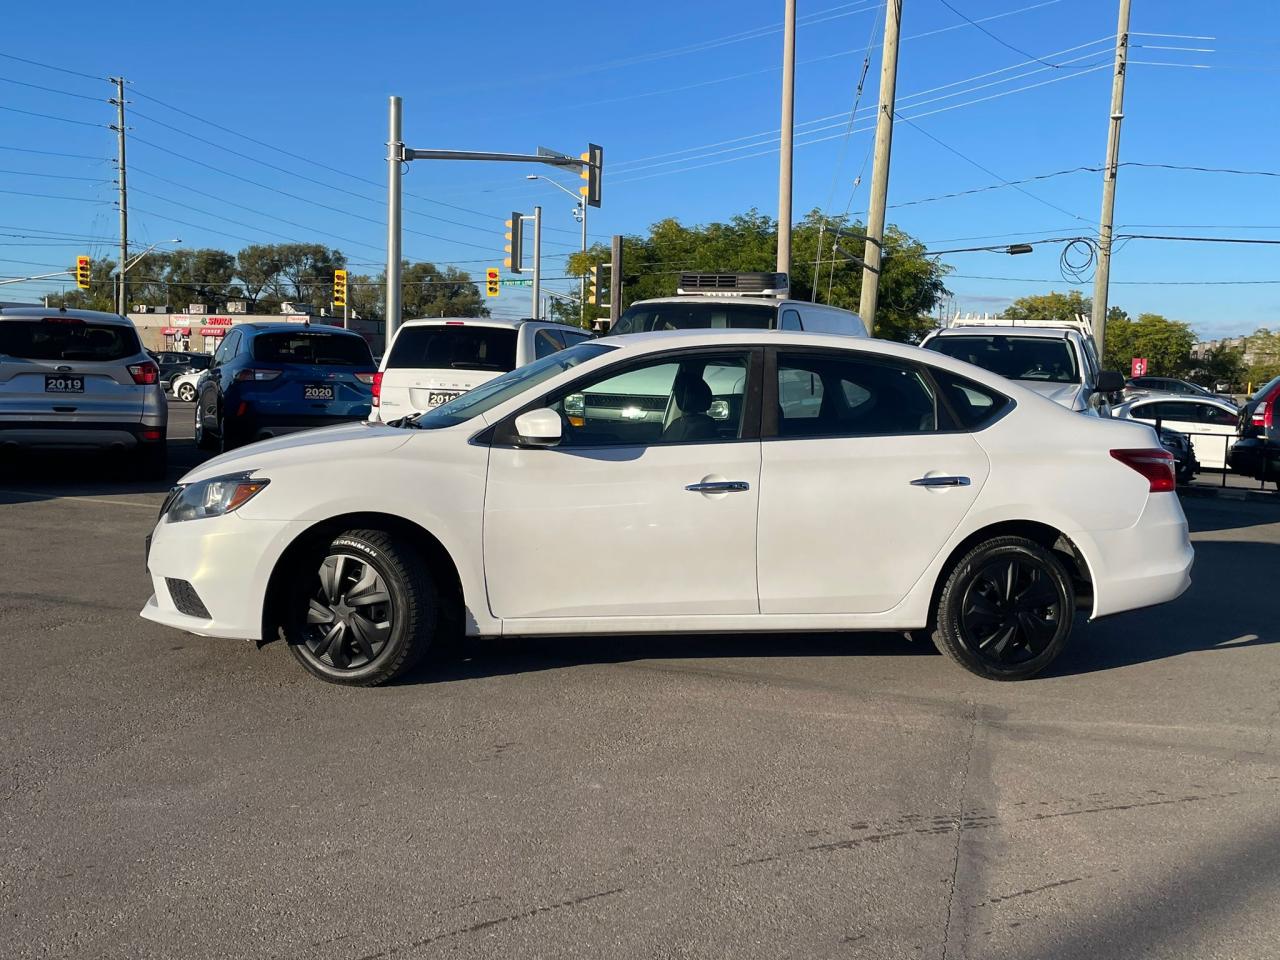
[
  {"xmin": 931, "ymin": 536, "xmax": 1075, "ymax": 681},
  {"xmin": 957, "ymin": 557, "xmax": 1062, "ymax": 666},
  {"xmin": 286, "ymin": 530, "xmax": 437, "ymax": 686},
  {"xmin": 299, "ymin": 553, "xmax": 394, "ymax": 671}
]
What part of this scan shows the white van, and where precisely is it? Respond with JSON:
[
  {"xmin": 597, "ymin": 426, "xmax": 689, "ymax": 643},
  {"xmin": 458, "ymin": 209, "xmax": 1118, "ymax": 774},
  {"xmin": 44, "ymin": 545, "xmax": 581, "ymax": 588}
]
[
  {"xmin": 607, "ymin": 272, "xmax": 867, "ymax": 338},
  {"xmin": 373, "ymin": 317, "xmax": 592, "ymax": 420}
]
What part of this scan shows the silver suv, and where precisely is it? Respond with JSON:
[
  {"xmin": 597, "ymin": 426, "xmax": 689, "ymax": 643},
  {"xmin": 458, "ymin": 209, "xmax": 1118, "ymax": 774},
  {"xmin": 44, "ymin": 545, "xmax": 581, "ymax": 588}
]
[{"xmin": 0, "ymin": 306, "xmax": 167, "ymax": 476}]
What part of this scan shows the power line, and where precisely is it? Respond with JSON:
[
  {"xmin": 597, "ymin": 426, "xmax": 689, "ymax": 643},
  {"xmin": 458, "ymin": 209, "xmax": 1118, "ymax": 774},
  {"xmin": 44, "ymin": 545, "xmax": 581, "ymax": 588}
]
[
  {"xmin": 935, "ymin": 0, "xmax": 1066, "ymax": 67},
  {"xmin": 0, "ymin": 103, "xmax": 103, "ymax": 127},
  {"xmin": 1124, "ymin": 161, "xmax": 1280, "ymax": 178},
  {"xmin": 0, "ymin": 168, "xmax": 111, "ymax": 182},
  {"xmin": 949, "ymin": 273, "xmax": 1280, "ymax": 286},
  {"xmin": 0, "ymin": 51, "xmax": 107, "ymax": 82},
  {"xmin": 0, "ymin": 145, "xmax": 109, "ymax": 162},
  {"xmin": 0, "ymin": 74, "xmax": 106, "ymax": 101},
  {"xmin": 0, "ymin": 188, "xmax": 112, "ymax": 204}
]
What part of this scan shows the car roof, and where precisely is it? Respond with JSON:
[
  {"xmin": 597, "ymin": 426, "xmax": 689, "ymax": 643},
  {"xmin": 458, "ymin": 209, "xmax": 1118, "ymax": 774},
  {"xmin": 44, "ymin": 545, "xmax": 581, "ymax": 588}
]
[
  {"xmin": 630, "ymin": 296, "xmax": 788, "ymax": 309},
  {"xmin": 396, "ymin": 317, "xmax": 581, "ymax": 330},
  {"xmin": 929, "ymin": 325, "xmax": 1073, "ymax": 339},
  {"xmin": 0, "ymin": 306, "xmax": 133, "ymax": 326}
]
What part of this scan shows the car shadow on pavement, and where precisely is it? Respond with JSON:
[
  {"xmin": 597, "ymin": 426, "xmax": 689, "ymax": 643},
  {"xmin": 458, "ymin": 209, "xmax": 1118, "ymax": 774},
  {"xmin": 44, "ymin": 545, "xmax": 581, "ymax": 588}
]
[
  {"xmin": 1052, "ymin": 536, "xmax": 1278, "ymax": 677},
  {"xmin": 0, "ymin": 439, "xmax": 213, "ymax": 502},
  {"xmin": 403, "ymin": 630, "xmax": 936, "ymax": 687}
]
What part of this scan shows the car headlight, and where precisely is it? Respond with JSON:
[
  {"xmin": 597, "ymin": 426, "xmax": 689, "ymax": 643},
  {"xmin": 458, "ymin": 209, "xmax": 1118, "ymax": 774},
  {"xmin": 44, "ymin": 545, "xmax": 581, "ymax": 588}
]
[{"xmin": 163, "ymin": 472, "xmax": 270, "ymax": 523}]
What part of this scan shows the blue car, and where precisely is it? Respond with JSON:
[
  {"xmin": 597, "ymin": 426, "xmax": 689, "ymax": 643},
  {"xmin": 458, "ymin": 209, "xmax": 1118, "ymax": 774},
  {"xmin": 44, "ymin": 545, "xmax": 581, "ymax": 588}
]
[{"xmin": 194, "ymin": 323, "xmax": 376, "ymax": 451}]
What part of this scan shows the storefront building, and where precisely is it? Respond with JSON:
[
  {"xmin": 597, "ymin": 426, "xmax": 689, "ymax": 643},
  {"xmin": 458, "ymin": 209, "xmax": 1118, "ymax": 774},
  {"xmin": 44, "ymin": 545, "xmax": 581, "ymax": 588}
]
[{"xmin": 128, "ymin": 310, "xmax": 384, "ymax": 355}]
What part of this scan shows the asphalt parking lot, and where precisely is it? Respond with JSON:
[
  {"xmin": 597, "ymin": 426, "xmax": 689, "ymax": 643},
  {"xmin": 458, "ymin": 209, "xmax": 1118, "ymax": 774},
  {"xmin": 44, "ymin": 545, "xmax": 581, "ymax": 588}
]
[{"xmin": 2, "ymin": 400, "xmax": 1279, "ymax": 959}]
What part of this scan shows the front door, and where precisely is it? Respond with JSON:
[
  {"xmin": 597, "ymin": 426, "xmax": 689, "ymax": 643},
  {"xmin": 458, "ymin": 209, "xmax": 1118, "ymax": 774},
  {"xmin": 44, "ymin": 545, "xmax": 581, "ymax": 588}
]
[
  {"xmin": 757, "ymin": 349, "xmax": 992, "ymax": 614},
  {"xmin": 484, "ymin": 349, "xmax": 762, "ymax": 619}
]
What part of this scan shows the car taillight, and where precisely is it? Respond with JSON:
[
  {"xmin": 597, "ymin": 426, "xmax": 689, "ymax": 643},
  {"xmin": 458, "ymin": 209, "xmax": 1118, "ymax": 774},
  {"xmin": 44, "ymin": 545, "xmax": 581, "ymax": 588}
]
[
  {"xmin": 128, "ymin": 360, "xmax": 159, "ymax": 385},
  {"xmin": 233, "ymin": 369, "xmax": 282, "ymax": 382},
  {"xmin": 371, "ymin": 371, "xmax": 383, "ymax": 406},
  {"xmin": 1111, "ymin": 448, "xmax": 1176, "ymax": 493},
  {"xmin": 355, "ymin": 371, "xmax": 375, "ymax": 385},
  {"xmin": 1263, "ymin": 399, "xmax": 1275, "ymax": 430}
]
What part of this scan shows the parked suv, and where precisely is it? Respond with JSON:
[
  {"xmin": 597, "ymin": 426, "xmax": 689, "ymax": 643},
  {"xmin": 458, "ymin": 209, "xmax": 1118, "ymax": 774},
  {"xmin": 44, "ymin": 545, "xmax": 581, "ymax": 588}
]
[
  {"xmin": 0, "ymin": 306, "xmax": 167, "ymax": 475},
  {"xmin": 609, "ymin": 272, "xmax": 867, "ymax": 338},
  {"xmin": 1228, "ymin": 374, "xmax": 1280, "ymax": 482},
  {"xmin": 921, "ymin": 317, "xmax": 1124, "ymax": 416},
  {"xmin": 195, "ymin": 323, "xmax": 376, "ymax": 451},
  {"xmin": 373, "ymin": 318, "xmax": 592, "ymax": 420},
  {"xmin": 150, "ymin": 350, "xmax": 212, "ymax": 391}
]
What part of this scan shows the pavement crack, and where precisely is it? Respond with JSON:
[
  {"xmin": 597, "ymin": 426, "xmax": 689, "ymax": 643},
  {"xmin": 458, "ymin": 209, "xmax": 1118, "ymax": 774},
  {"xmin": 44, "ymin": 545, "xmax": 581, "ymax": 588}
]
[{"xmin": 941, "ymin": 703, "xmax": 978, "ymax": 960}]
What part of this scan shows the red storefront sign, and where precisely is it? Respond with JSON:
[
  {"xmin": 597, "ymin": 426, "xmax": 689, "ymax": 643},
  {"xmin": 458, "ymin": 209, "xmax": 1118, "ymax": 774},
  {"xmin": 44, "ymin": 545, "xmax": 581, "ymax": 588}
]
[
  {"xmin": 200, "ymin": 326, "xmax": 227, "ymax": 337},
  {"xmin": 161, "ymin": 327, "xmax": 178, "ymax": 335},
  {"xmin": 1131, "ymin": 357, "xmax": 1148, "ymax": 377}
]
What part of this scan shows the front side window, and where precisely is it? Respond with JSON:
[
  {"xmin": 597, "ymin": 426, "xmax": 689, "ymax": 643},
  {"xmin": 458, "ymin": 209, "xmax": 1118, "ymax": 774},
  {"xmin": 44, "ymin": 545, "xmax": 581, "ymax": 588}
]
[
  {"xmin": 609, "ymin": 302, "xmax": 775, "ymax": 336},
  {"xmin": 927, "ymin": 335, "xmax": 1079, "ymax": 385},
  {"xmin": 548, "ymin": 352, "xmax": 750, "ymax": 447},
  {"xmin": 775, "ymin": 352, "xmax": 937, "ymax": 437}
]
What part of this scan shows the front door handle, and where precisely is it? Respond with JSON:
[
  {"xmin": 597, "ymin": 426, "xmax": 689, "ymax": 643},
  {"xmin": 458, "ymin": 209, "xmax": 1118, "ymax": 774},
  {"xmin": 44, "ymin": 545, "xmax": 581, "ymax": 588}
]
[
  {"xmin": 685, "ymin": 480, "xmax": 751, "ymax": 493},
  {"xmin": 910, "ymin": 475, "xmax": 971, "ymax": 487}
]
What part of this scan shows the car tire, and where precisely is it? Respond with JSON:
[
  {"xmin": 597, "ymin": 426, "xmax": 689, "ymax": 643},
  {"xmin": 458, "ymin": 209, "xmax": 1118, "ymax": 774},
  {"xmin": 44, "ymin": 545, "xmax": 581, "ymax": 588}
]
[
  {"xmin": 195, "ymin": 399, "xmax": 218, "ymax": 451},
  {"xmin": 285, "ymin": 529, "xmax": 438, "ymax": 686},
  {"xmin": 930, "ymin": 536, "xmax": 1075, "ymax": 681},
  {"xmin": 177, "ymin": 382, "xmax": 197, "ymax": 402},
  {"xmin": 218, "ymin": 413, "xmax": 240, "ymax": 452}
]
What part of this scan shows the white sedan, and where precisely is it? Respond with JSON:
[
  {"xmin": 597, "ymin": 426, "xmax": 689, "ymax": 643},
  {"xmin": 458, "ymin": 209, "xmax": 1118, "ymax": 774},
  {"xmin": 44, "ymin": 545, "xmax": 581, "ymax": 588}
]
[
  {"xmin": 140, "ymin": 330, "xmax": 1193, "ymax": 686},
  {"xmin": 168, "ymin": 368, "xmax": 203, "ymax": 403},
  {"xmin": 1113, "ymin": 395, "xmax": 1239, "ymax": 469}
]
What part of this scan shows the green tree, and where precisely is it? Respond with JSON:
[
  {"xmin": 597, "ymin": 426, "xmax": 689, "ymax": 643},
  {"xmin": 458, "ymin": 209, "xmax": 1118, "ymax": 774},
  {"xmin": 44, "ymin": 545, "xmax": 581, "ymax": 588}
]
[
  {"xmin": 45, "ymin": 257, "xmax": 118, "ymax": 312},
  {"xmin": 1244, "ymin": 328, "xmax": 1280, "ymax": 387},
  {"xmin": 165, "ymin": 248, "xmax": 238, "ymax": 308},
  {"xmin": 401, "ymin": 261, "xmax": 487, "ymax": 319},
  {"xmin": 1103, "ymin": 312, "xmax": 1195, "ymax": 377},
  {"xmin": 273, "ymin": 243, "xmax": 346, "ymax": 311},
  {"xmin": 1190, "ymin": 343, "xmax": 1245, "ymax": 390},
  {"xmin": 235, "ymin": 244, "xmax": 284, "ymax": 310},
  {"xmin": 1003, "ymin": 290, "xmax": 1092, "ymax": 325}
]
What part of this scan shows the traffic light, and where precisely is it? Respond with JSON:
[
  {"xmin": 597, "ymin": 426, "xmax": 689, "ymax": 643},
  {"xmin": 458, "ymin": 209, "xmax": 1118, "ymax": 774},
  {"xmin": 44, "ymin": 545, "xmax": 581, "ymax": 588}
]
[
  {"xmin": 586, "ymin": 264, "xmax": 602, "ymax": 306},
  {"xmin": 485, "ymin": 267, "xmax": 501, "ymax": 297},
  {"xmin": 503, "ymin": 213, "xmax": 523, "ymax": 274},
  {"xmin": 75, "ymin": 255, "xmax": 91, "ymax": 290},
  {"xmin": 333, "ymin": 268, "xmax": 348, "ymax": 308},
  {"xmin": 579, "ymin": 143, "xmax": 603, "ymax": 208}
]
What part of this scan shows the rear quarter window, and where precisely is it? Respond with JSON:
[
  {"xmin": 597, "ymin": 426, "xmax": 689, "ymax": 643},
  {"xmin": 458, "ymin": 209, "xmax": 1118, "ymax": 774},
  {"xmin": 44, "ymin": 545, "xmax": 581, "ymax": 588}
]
[
  {"xmin": 0, "ymin": 319, "xmax": 140, "ymax": 362},
  {"xmin": 930, "ymin": 367, "xmax": 1012, "ymax": 429}
]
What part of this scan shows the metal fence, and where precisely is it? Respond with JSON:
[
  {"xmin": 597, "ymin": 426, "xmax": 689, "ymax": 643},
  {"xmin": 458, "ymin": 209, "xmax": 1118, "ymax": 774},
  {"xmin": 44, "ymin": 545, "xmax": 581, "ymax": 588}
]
[{"xmin": 1155, "ymin": 419, "xmax": 1277, "ymax": 493}]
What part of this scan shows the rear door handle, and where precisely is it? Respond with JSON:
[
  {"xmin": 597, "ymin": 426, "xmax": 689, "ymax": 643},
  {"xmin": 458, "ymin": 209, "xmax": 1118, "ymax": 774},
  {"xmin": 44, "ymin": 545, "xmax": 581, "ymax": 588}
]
[
  {"xmin": 685, "ymin": 480, "xmax": 751, "ymax": 493},
  {"xmin": 910, "ymin": 475, "xmax": 971, "ymax": 487}
]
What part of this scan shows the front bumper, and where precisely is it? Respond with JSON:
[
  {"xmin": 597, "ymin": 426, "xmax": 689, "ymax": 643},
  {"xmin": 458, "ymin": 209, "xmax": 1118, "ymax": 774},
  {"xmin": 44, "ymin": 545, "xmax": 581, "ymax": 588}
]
[
  {"xmin": 1072, "ymin": 492, "xmax": 1194, "ymax": 619},
  {"xmin": 140, "ymin": 510, "xmax": 306, "ymax": 641}
]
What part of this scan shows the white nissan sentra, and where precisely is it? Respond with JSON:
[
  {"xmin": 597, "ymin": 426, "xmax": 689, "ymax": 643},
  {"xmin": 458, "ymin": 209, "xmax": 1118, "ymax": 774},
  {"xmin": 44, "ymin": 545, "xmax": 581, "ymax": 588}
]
[{"xmin": 141, "ymin": 330, "xmax": 1193, "ymax": 686}]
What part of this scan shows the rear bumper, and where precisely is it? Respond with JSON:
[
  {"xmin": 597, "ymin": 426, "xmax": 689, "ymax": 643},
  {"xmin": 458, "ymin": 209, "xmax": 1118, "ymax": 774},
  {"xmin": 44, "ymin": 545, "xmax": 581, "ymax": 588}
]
[
  {"xmin": 0, "ymin": 419, "xmax": 166, "ymax": 451},
  {"xmin": 1072, "ymin": 493, "xmax": 1194, "ymax": 619},
  {"xmin": 1227, "ymin": 438, "xmax": 1280, "ymax": 480}
]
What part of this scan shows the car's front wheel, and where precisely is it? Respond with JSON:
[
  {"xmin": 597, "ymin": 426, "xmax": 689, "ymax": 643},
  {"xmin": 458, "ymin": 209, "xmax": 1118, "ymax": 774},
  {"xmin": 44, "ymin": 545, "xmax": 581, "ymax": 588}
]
[
  {"xmin": 930, "ymin": 536, "xmax": 1075, "ymax": 681},
  {"xmin": 176, "ymin": 382, "xmax": 197, "ymax": 402},
  {"xmin": 284, "ymin": 529, "xmax": 438, "ymax": 686}
]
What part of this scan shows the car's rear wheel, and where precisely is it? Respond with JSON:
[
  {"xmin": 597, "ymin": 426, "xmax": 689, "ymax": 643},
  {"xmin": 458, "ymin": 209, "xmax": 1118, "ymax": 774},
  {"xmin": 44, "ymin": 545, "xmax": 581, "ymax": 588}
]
[
  {"xmin": 930, "ymin": 536, "xmax": 1074, "ymax": 681},
  {"xmin": 285, "ymin": 529, "xmax": 437, "ymax": 686},
  {"xmin": 177, "ymin": 382, "xmax": 197, "ymax": 402},
  {"xmin": 195, "ymin": 400, "xmax": 217, "ymax": 450}
]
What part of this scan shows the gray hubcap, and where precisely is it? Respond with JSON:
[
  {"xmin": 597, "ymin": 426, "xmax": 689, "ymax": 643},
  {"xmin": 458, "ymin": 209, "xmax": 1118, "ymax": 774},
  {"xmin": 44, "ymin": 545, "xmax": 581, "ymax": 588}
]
[{"xmin": 299, "ymin": 553, "xmax": 393, "ymax": 670}]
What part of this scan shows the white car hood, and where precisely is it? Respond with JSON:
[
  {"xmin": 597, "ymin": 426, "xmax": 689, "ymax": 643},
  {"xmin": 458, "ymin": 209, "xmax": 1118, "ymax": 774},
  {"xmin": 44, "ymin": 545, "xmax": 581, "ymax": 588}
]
[
  {"xmin": 181, "ymin": 421, "xmax": 413, "ymax": 483},
  {"xmin": 1019, "ymin": 380, "xmax": 1086, "ymax": 410}
]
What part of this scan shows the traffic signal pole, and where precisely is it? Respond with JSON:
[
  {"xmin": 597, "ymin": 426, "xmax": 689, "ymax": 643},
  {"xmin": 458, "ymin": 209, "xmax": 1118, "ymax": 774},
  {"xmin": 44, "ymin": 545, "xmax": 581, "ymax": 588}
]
[{"xmin": 384, "ymin": 97, "xmax": 601, "ymax": 338}]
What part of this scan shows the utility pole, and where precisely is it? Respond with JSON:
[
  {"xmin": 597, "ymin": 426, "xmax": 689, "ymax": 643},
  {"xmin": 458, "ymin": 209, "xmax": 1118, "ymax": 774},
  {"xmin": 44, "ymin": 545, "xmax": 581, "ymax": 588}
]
[
  {"xmin": 531, "ymin": 205, "xmax": 542, "ymax": 319},
  {"xmin": 385, "ymin": 95, "xmax": 403, "ymax": 344},
  {"xmin": 1090, "ymin": 0, "xmax": 1132, "ymax": 356},
  {"xmin": 609, "ymin": 235, "xmax": 624, "ymax": 324},
  {"xmin": 857, "ymin": 0, "xmax": 904, "ymax": 334},
  {"xmin": 109, "ymin": 77, "xmax": 128, "ymax": 316},
  {"xmin": 776, "ymin": 0, "xmax": 797, "ymax": 276}
]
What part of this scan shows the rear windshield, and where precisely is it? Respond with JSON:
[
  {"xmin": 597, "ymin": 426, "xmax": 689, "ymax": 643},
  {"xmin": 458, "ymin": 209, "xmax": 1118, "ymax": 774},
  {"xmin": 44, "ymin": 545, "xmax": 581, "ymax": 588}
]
[
  {"xmin": 609, "ymin": 302, "xmax": 776, "ymax": 336},
  {"xmin": 251, "ymin": 332, "xmax": 373, "ymax": 366},
  {"xmin": 0, "ymin": 319, "xmax": 140, "ymax": 362},
  {"xmin": 1250, "ymin": 375, "xmax": 1280, "ymax": 401},
  {"xmin": 386, "ymin": 325, "xmax": 517, "ymax": 372},
  {"xmin": 926, "ymin": 335, "xmax": 1080, "ymax": 385}
]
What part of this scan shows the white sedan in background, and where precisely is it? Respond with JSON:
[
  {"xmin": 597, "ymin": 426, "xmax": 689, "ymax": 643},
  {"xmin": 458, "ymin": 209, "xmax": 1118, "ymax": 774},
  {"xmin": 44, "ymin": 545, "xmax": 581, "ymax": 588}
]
[
  {"xmin": 141, "ymin": 330, "xmax": 1192, "ymax": 687},
  {"xmin": 1113, "ymin": 395, "xmax": 1240, "ymax": 469},
  {"xmin": 168, "ymin": 368, "xmax": 203, "ymax": 403}
]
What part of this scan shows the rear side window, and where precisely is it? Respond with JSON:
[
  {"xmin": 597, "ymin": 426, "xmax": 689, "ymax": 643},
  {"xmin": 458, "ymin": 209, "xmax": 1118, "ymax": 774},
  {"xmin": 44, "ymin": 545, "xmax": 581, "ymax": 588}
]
[
  {"xmin": 930, "ymin": 368, "xmax": 1011, "ymax": 429},
  {"xmin": 534, "ymin": 328, "xmax": 566, "ymax": 359},
  {"xmin": 387, "ymin": 325, "xmax": 517, "ymax": 372},
  {"xmin": 0, "ymin": 319, "xmax": 140, "ymax": 362},
  {"xmin": 252, "ymin": 332, "xmax": 372, "ymax": 366},
  {"xmin": 775, "ymin": 352, "xmax": 937, "ymax": 438}
]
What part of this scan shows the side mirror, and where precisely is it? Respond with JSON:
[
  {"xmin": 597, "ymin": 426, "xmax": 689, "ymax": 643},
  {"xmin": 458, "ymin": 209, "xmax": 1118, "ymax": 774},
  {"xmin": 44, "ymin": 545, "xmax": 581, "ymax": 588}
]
[
  {"xmin": 1095, "ymin": 370, "xmax": 1126, "ymax": 394},
  {"xmin": 513, "ymin": 408, "xmax": 562, "ymax": 446}
]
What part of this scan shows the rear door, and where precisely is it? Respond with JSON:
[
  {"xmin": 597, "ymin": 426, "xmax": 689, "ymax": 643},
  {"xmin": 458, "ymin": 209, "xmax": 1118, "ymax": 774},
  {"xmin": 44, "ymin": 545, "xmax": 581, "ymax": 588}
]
[
  {"xmin": 0, "ymin": 317, "xmax": 145, "ymax": 425},
  {"xmin": 379, "ymin": 323, "xmax": 518, "ymax": 417}
]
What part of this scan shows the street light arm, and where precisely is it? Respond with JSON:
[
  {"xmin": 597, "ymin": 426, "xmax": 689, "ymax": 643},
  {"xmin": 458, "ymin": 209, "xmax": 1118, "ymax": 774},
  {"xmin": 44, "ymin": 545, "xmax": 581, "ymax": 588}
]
[
  {"xmin": 121, "ymin": 238, "xmax": 181, "ymax": 275},
  {"xmin": 526, "ymin": 175, "xmax": 583, "ymax": 204}
]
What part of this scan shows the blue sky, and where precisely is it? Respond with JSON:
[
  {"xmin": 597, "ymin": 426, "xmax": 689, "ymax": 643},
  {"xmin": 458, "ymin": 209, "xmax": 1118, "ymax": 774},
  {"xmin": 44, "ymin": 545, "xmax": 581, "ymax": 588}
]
[{"xmin": 1, "ymin": 0, "xmax": 1277, "ymax": 336}]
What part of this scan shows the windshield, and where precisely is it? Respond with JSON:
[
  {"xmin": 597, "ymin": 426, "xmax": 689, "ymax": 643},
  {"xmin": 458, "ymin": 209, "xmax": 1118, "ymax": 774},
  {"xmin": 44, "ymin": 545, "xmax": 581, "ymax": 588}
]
[
  {"xmin": 410, "ymin": 341, "xmax": 615, "ymax": 429},
  {"xmin": 926, "ymin": 334, "xmax": 1080, "ymax": 384},
  {"xmin": 609, "ymin": 301, "xmax": 775, "ymax": 336},
  {"xmin": 252, "ymin": 331, "xmax": 373, "ymax": 366},
  {"xmin": 387, "ymin": 324, "xmax": 517, "ymax": 372},
  {"xmin": 0, "ymin": 319, "xmax": 141, "ymax": 362}
]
